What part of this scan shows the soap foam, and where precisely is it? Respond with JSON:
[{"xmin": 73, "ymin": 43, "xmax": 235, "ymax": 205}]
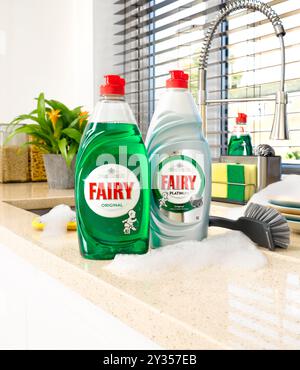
[
  {"xmin": 106, "ymin": 231, "xmax": 267, "ymax": 279},
  {"xmin": 40, "ymin": 205, "xmax": 76, "ymax": 237},
  {"xmin": 106, "ymin": 175, "xmax": 300, "ymax": 278},
  {"xmin": 251, "ymin": 174, "xmax": 300, "ymax": 205}
]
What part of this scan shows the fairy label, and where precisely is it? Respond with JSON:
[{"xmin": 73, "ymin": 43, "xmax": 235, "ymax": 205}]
[
  {"xmin": 85, "ymin": 164, "xmax": 141, "ymax": 218},
  {"xmin": 153, "ymin": 155, "xmax": 205, "ymax": 213}
]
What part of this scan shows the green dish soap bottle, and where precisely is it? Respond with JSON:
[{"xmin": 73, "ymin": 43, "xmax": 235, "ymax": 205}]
[
  {"xmin": 75, "ymin": 75, "xmax": 150, "ymax": 260},
  {"xmin": 228, "ymin": 113, "xmax": 253, "ymax": 156}
]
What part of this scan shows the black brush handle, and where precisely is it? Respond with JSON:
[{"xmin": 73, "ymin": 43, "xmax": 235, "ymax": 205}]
[
  {"xmin": 209, "ymin": 215, "xmax": 276, "ymax": 251},
  {"xmin": 209, "ymin": 216, "xmax": 241, "ymax": 232}
]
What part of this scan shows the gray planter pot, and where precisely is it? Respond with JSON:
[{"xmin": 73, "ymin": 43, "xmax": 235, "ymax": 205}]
[{"xmin": 43, "ymin": 154, "xmax": 76, "ymax": 190}]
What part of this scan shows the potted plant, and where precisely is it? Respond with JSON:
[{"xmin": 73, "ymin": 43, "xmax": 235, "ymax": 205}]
[{"xmin": 7, "ymin": 93, "xmax": 88, "ymax": 189}]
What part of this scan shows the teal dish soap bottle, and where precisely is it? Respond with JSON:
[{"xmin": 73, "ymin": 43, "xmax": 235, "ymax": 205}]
[
  {"xmin": 146, "ymin": 70, "xmax": 212, "ymax": 248},
  {"xmin": 228, "ymin": 113, "xmax": 253, "ymax": 156}
]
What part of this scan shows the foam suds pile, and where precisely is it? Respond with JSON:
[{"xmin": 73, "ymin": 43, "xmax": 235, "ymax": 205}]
[
  {"xmin": 107, "ymin": 175, "xmax": 300, "ymax": 278},
  {"xmin": 106, "ymin": 231, "xmax": 267, "ymax": 278},
  {"xmin": 41, "ymin": 205, "xmax": 76, "ymax": 237}
]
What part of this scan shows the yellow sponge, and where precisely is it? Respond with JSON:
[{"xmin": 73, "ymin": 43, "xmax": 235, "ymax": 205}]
[
  {"xmin": 32, "ymin": 217, "xmax": 77, "ymax": 232},
  {"xmin": 244, "ymin": 164, "xmax": 257, "ymax": 201},
  {"xmin": 212, "ymin": 163, "xmax": 228, "ymax": 198},
  {"xmin": 212, "ymin": 163, "xmax": 257, "ymax": 202}
]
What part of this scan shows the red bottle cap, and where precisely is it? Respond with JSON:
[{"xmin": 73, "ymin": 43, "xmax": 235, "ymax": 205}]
[
  {"xmin": 236, "ymin": 113, "xmax": 247, "ymax": 124},
  {"xmin": 100, "ymin": 75, "xmax": 126, "ymax": 96},
  {"xmin": 166, "ymin": 70, "xmax": 189, "ymax": 89}
]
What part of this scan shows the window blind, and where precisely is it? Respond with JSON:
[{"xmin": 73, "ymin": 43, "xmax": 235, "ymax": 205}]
[{"xmin": 114, "ymin": 0, "xmax": 300, "ymax": 161}]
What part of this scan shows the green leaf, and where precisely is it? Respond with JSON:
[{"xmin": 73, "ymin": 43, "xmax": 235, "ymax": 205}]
[
  {"xmin": 58, "ymin": 138, "xmax": 68, "ymax": 162},
  {"xmin": 37, "ymin": 93, "xmax": 47, "ymax": 128},
  {"xmin": 53, "ymin": 118, "xmax": 64, "ymax": 140},
  {"xmin": 66, "ymin": 142, "xmax": 78, "ymax": 168},
  {"xmin": 10, "ymin": 114, "xmax": 40, "ymax": 125},
  {"xmin": 5, "ymin": 125, "xmax": 36, "ymax": 144},
  {"xmin": 6, "ymin": 115, "xmax": 39, "ymax": 139},
  {"xmin": 80, "ymin": 120, "xmax": 88, "ymax": 133},
  {"xmin": 45, "ymin": 99, "xmax": 69, "ymax": 112},
  {"xmin": 29, "ymin": 109, "xmax": 38, "ymax": 115},
  {"xmin": 62, "ymin": 128, "xmax": 82, "ymax": 144},
  {"xmin": 68, "ymin": 116, "xmax": 81, "ymax": 129},
  {"xmin": 71, "ymin": 106, "xmax": 83, "ymax": 119}
]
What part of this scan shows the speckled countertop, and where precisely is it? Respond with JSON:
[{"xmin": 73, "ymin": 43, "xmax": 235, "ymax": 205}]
[{"xmin": 0, "ymin": 182, "xmax": 300, "ymax": 350}]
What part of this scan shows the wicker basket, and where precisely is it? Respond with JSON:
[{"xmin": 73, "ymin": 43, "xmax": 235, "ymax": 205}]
[
  {"xmin": 0, "ymin": 124, "xmax": 30, "ymax": 183},
  {"xmin": 28, "ymin": 136, "xmax": 47, "ymax": 182}
]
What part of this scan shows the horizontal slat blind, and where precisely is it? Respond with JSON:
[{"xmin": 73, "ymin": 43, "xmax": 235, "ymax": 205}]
[
  {"xmin": 115, "ymin": 0, "xmax": 224, "ymax": 155},
  {"xmin": 115, "ymin": 0, "xmax": 300, "ymax": 161}
]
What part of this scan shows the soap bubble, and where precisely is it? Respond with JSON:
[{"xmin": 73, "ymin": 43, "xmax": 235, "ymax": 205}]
[{"xmin": 40, "ymin": 204, "xmax": 76, "ymax": 237}]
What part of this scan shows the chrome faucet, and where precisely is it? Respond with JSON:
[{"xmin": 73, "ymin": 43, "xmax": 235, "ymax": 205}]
[{"xmin": 198, "ymin": 0, "xmax": 289, "ymax": 140}]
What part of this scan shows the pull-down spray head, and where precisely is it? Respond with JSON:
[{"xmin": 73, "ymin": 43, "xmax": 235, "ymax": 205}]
[
  {"xmin": 271, "ymin": 91, "xmax": 289, "ymax": 140},
  {"xmin": 199, "ymin": 0, "xmax": 289, "ymax": 141}
]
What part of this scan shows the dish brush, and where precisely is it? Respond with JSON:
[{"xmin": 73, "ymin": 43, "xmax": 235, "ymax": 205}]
[{"xmin": 209, "ymin": 203, "xmax": 290, "ymax": 251}]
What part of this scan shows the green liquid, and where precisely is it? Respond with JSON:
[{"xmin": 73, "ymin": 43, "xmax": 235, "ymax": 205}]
[
  {"xmin": 75, "ymin": 123, "xmax": 150, "ymax": 260},
  {"xmin": 228, "ymin": 134, "xmax": 253, "ymax": 156}
]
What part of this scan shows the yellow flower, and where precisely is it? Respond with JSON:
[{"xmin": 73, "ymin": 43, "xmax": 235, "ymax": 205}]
[
  {"xmin": 79, "ymin": 111, "xmax": 89, "ymax": 128},
  {"xmin": 48, "ymin": 109, "xmax": 61, "ymax": 130}
]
